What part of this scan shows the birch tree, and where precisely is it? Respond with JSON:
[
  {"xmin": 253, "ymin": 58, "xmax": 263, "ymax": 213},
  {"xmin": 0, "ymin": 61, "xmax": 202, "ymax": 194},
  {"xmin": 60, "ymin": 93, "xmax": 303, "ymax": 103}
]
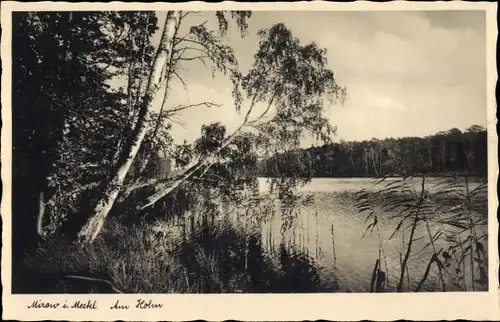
[
  {"xmin": 76, "ymin": 11, "xmax": 252, "ymax": 243},
  {"xmin": 133, "ymin": 23, "xmax": 347, "ymax": 231},
  {"xmin": 18, "ymin": 11, "xmax": 345, "ymax": 244}
]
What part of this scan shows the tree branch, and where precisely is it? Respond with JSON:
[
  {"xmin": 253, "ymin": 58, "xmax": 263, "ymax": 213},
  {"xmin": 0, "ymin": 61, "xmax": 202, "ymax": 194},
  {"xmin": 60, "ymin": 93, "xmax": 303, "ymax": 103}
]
[
  {"xmin": 173, "ymin": 38, "xmax": 238, "ymax": 74},
  {"xmin": 137, "ymin": 93, "xmax": 276, "ymax": 209},
  {"xmin": 166, "ymin": 101, "xmax": 221, "ymax": 115}
]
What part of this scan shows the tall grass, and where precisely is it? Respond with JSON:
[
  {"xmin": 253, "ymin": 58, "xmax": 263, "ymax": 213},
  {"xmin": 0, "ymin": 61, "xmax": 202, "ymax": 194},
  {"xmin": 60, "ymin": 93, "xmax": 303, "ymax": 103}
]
[
  {"xmin": 356, "ymin": 174, "xmax": 488, "ymax": 292},
  {"xmin": 329, "ymin": 223, "xmax": 337, "ymax": 268},
  {"xmin": 17, "ymin": 209, "xmax": 329, "ymax": 293}
]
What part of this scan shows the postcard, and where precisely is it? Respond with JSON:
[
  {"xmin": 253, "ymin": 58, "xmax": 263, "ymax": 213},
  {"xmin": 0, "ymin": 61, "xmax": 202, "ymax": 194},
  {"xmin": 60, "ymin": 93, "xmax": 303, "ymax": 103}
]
[{"xmin": 2, "ymin": 1, "xmax": 499, "ymax": 321}]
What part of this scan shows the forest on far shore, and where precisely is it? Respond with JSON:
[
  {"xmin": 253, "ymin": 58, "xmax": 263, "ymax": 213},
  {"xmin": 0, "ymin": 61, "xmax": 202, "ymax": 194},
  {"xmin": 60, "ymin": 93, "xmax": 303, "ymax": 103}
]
[{"xmin": 258, "ymin": 125, "xmax": 488, "ymax": 178}]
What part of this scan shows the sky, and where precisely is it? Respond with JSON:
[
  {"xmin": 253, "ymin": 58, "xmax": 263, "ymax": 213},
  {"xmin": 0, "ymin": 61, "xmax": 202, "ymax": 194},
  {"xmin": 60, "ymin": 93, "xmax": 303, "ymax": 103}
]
[{"xmin": 144, "ymin": 10, "xmax": 487, "ymax": 146}]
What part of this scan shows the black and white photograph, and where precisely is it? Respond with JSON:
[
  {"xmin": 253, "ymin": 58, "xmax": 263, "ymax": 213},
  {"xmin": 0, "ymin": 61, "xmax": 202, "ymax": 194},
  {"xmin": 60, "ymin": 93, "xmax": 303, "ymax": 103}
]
[{"xmin": 2, "ymin": 1, "xmax": 498, "ymax": 321}]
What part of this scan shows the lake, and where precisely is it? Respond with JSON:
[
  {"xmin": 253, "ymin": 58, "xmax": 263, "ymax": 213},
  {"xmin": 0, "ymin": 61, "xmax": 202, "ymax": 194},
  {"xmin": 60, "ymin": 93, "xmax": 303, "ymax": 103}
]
[{"xmin": 256, "ymin": 177, "xmax": 488, "ymax": 293}]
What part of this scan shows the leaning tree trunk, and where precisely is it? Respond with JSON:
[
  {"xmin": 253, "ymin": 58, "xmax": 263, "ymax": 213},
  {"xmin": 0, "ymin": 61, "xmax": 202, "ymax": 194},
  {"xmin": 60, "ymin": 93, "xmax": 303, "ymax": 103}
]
[
  {"xmin": 139, "ymin": 129, "xmax": 242, "ymax": 210},
  {"xmin": 138, "ymin": 93, "xmax": 264, "ymax": 211},
  {"xmin": 77, "ymin": 11, "xmax": 180, "ymax": 244}
]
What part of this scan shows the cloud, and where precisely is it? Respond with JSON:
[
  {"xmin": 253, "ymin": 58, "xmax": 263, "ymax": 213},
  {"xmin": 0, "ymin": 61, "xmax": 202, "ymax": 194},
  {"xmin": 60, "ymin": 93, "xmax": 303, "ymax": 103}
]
[
  {"xmin": 311, "ymin": 11, "xmax": 486, "ymax": 141},
  {"xmin": 152, "ymin": 10, "xmax": 486, "ymax": 145}
]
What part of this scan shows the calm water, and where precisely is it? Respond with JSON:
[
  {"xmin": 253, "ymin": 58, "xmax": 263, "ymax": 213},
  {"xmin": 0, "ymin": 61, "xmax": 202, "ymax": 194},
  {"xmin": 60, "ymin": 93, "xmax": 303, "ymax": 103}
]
[{"xmin": 256, "ymin": 177, "xmax": 488, "ymax": 293}]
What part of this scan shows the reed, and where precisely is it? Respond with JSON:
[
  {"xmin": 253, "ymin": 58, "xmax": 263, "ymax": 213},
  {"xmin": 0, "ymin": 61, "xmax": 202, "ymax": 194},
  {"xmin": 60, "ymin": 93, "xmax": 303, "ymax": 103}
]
[
  {"xmin": 19, "ymin": 212, "xmax": 328, "ymax": 294},
  {"xmin": 416, "ymin": 252, "xmax": 438, "ymax": 292},
  {"xmin": 422, "ymin": 218, "xmax": 446, "ymax": 291},
  {"xmin": 457, "ymin": 236, "xmax": 468, "ymax": 291},
  {"xmin": 369, "ymin": 258, "xmax": 386, "ymax": 293},
  {"xmin": 470, "ymin": 242, "xmax": 475, "ymax": 291},
  {"xmin": 397, "ymin": 174, "xmax": 427, "ymax": 292},
  {"xmin": 370, "ymin": 259, "xmax": 379, "ymax": 293},
  {"xmin": 315, "ymin": 211, "xmax": 319, "ymax": 259},
  {"xmin": 329, "ymin": 223, "xmax": 337, "ymax": 268},
  {"xmin": 357, "ymin": 171, "xmax": 488, "ymax": 292}
]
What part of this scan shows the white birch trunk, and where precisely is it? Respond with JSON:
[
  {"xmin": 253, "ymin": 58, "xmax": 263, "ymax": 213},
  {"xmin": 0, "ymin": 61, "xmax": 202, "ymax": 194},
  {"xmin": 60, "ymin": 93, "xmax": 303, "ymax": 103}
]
[
  {"xmin": 37, "ymin": 191, "xmax": 46, "ymax": 238},
  {"xmin": 77, "ymin": 11, "xmax": 180, "ymax": 244}
]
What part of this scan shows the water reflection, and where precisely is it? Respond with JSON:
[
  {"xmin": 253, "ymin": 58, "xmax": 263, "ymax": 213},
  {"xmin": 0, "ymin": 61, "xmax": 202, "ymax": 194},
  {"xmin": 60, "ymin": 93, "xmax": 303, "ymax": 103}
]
[{"xmin": 255, "ymin": 177, "xmax": 487, "ymax": 292}]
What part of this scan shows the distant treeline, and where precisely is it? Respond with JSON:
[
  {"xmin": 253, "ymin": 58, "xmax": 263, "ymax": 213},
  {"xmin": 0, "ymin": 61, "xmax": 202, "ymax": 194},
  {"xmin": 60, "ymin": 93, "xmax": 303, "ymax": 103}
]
[{"xmin": 258, "ymin": 125, "xmax": 487, "ymax": 178}]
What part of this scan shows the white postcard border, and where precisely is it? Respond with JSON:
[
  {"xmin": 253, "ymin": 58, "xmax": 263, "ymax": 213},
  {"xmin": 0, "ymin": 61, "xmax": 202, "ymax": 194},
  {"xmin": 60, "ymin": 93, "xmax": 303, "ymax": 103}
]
[{"xmin": 1, "ymin": 1, "xmax": 499, "ymax": 321}]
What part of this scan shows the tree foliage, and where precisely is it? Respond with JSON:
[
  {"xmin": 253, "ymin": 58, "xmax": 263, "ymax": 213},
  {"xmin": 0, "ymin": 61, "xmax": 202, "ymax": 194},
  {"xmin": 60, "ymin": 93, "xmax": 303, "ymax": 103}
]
[
  {"xmin": 12, "ymin": 11, "xmax": 163, "ymax": 239},
  {"xmin": 13, "ymin": 11, "xmax": 346, "ymax": 244}
]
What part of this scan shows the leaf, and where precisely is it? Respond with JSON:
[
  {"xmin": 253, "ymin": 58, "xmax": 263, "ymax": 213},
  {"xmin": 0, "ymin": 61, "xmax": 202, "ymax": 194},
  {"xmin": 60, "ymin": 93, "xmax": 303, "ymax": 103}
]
[{"xmin": 388, "ymin": 221, "xmax": 403, "ymax": 240}]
